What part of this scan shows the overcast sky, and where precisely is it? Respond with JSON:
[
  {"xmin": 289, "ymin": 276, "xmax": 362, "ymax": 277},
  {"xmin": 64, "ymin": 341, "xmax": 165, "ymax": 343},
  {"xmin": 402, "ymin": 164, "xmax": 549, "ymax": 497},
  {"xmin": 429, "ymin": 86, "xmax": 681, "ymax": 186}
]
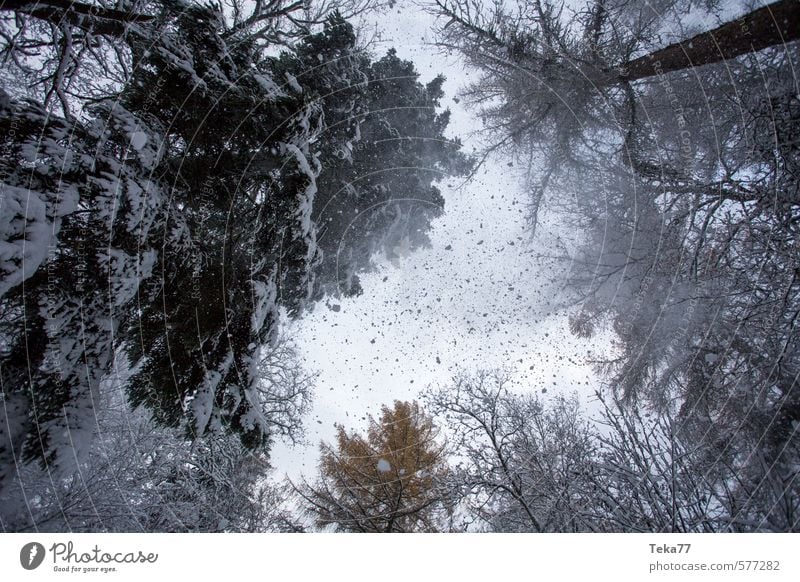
[{"xmin": 270, "ymin": 2, "xmax": 608, "ymax": 480}]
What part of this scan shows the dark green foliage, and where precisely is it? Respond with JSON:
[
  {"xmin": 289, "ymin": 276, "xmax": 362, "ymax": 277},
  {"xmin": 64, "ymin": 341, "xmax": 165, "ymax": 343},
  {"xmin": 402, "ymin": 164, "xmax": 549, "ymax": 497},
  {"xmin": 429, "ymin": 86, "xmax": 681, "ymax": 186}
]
[
  {"xmin": 0, "ymin": 5, "xmax": 469, "ymax": 482},
  {"xmin": 274, "ymin": 18, "xmax": 472, "ymax": 296}
]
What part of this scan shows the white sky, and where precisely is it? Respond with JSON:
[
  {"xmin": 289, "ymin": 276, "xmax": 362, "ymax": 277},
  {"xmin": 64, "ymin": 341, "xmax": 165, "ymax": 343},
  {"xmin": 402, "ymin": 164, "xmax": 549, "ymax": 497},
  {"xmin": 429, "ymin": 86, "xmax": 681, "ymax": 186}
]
[{"xmin": 270, "ymin": 1, "xmax": 607, "ymax": 480}]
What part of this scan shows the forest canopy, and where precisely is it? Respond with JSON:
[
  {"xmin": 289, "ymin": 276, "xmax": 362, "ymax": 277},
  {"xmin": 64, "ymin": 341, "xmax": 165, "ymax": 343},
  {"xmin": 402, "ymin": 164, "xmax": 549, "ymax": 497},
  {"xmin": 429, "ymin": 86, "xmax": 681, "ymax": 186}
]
[{"xmin": 1, "ymin": 0, "xmax": 798, "ymax": 534}]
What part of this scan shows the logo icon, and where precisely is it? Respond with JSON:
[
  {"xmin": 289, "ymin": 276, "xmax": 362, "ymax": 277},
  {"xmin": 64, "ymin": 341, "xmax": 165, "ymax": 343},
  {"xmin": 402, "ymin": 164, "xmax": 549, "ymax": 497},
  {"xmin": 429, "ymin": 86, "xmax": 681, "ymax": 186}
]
[{"xmin": 20, "ymin": 542, "xmax": 46, "ymax": 570}]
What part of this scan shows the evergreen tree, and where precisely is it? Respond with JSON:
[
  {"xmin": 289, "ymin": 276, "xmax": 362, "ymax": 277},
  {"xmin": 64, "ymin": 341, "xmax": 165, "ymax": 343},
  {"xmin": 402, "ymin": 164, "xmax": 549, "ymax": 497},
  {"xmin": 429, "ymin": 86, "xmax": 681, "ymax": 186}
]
[
  {"xmin": 0, "ymin": 89, "xmax": 171, "ymax": 479},
  {"xmin": 273, "ymin": 15, "xmax": 471, "ymax": 297},
  {"xmin": 0, "ymin": 4, "xmax": 468, "ymax": 488}
]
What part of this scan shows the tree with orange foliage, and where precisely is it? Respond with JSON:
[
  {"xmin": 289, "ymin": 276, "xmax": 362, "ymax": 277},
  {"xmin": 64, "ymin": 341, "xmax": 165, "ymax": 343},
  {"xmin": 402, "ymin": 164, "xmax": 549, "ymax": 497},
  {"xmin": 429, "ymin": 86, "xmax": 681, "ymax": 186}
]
[{"xmin": 297, "ymin": 400, "xmax": 452, "ymax": 532}]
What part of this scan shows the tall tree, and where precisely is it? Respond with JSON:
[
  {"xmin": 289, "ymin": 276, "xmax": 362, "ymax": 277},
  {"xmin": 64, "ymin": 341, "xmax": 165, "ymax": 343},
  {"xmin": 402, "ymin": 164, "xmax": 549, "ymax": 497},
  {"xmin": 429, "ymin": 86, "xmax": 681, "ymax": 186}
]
[
  {"xmin": 621, "ymin": 0, "xmax": 799, "ymax": 81},
  {"xmin": 272, "ymin": 22, "xmax": 471, "ymax": 297},
  {"xmin": 426, "ymin": 371, "xmax": 601, "ymax": 532},
  {"xmin": 0, "ymin": 4, "xmax": 469, "ymax": 489},
  {"xmin": 435, "ymin": 0, "xmax": 799, "ymax": 86},
  {"xmin": 432, "ymin": 0, "xmax": 800, "ymax": 520},
  {"xmin": 593, "ymin": 388, "xmax": 800, "ymax": 533},
  {"xmin": 429, "ymin": 371, "xmax": 798, "ymax": 532},
  {"xmin": 432, "ymin": 0, "xmax": 800, "ymax": 221},
  {"xmin": 296, "ymin": 400, "xmax": 453, "ymax": 532}
]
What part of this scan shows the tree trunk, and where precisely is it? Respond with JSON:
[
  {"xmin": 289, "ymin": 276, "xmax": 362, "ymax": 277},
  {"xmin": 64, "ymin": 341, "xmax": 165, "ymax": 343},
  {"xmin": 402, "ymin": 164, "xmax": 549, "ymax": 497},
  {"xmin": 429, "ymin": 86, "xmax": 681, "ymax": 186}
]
[{"xmin": 619, "ymin": 0, "xmax": 799, "ymax": 83}]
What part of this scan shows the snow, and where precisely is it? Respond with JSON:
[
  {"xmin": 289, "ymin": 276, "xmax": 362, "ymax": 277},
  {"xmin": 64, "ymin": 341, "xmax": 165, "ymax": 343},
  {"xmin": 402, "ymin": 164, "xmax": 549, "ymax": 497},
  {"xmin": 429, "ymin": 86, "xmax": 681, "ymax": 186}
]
[
  {"xmin": 0, "ymin": 98, "xmax": 84, "ymax": 301},
  {"xmin": 129, "ymin": 131, "xmax": 148, "ymax": 151},
  {"xmin": 270, "ymin": 15, "xmax": 603, "ymax": 482},
  {"xmin": 0, "ymin": 391, "xmax": 31, "ymax": 486},
  {"xmin": 284, "ymin": 72, "xmax": 303, "ymax": 93},
  {"xmin": 155, "ymin": 45, "xmax": 208, "ymax": 93},
  {"xmin": 336, "ymin": 142, "xmax": 354, "ymax": 163},
  {"xmin": 124, "ymin": 179, "xmax": 162, "ymax": 233},
  {"xmin": 99, "ymin": 103, "xmax": 162, "ymax": 169},
  {"xmin": 283, "ymin": 142, "xmax": 323, "ymax": 284},
  {"xmin": 254, "ymin": 73, "xmax": 285, "ymax": 98},
  {"xmin": 251, "ymin": 279, "xmax": 279, "ymax": 336},
  {"xmin": 188, "ymin": 351, "xmax": 234, "ymax": 436},
  {"xmin": 98, "ymin": 248, "xmax": 157, "ymax": 307},
  {"xmin": 283, "ymin": 143, "xmax": 318, "ymax": 184},
  {"xmin": 0, "ymin": 184, "xmax": 52, "ymax": 298}
]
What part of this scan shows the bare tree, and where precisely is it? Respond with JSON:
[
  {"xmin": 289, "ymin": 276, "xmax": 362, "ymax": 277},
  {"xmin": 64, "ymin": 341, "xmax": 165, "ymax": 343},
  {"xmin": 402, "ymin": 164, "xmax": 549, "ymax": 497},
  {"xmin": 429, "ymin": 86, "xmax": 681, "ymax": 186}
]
[
  {"xmin": 592, "ymin": 388, "xmax": 799, "ymax": 532},
  {"xmin": 591, "ymin": 390, "xmax": 732, "ymax": 532},
  {"xmin": 424, "ymin": 372, "xmax": 797, "ymax": 532},
  {"xmin": 426, "ymin": 370, "xmax": 602, "ymax": 532},
  {"xmin": 250, "ymin": 335, "xmax": 316, "ymax": 448}
]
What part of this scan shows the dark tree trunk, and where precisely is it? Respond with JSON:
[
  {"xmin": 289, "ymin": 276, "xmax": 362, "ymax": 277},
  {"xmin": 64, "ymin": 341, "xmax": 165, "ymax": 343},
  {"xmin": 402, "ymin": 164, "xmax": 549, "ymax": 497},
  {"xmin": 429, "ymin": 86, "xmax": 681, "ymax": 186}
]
[{"xmin": 620, "ymin": 0, "xmax": 799, "ymax": 83}]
